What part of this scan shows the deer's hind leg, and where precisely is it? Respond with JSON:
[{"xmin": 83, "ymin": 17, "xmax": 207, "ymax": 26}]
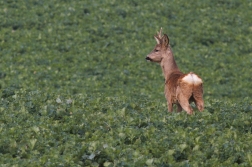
[
  {"xmin": 177, "ymin": 83, "xmax": 194, "ymax": 115},
  {"xmin": 193, "ymin": 84, "xmax": 204, "ymax": 112},
  {"xmin": 178, "ymin": 94, "xmax": 193, "ymax": 114}
]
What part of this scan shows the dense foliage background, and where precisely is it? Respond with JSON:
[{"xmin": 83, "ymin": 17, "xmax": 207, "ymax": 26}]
[{"xmin": 1, "ymin": 0, "xmax": 252, "ymax": 166}]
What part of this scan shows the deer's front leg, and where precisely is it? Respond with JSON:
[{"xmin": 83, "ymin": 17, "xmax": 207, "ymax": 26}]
[
  {"xmin": 167, "ymin": 102, "xmax": 173, "ymax": 112},
  {"xmin": 177, "ymin": 103, "xmax": 182, "ymax": 112},
  {"xmin": 165, "ymin": 87, "xmax": 173, "ymax": 112},
  {"xmin": 167, "ymin": 95, "xmax": 173, "ymax": 112}
]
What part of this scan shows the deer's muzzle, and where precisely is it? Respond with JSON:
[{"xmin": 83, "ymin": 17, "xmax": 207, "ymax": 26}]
[{"xmin": 145, "ymin": 57, "xmax": 152, "ymax": 61}]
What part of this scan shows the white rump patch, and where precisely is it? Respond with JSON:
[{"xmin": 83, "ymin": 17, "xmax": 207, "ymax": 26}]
[{"xmin": 182, "ymin": 73, "xmax": 202, "ymax": 85}]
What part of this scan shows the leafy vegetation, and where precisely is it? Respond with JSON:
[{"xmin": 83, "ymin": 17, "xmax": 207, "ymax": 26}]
[{"xmin": 0, "ymin": 0, "xmax": 252, "ymax": 166}]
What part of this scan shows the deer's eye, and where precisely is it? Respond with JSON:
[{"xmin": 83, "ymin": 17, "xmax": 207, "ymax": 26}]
[{"xmin": 155, "ymin": 49, "xmax": 159, "ymax": 52}]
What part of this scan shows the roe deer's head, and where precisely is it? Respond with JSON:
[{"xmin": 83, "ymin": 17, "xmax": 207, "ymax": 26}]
[{"xmin": 145, "ymin": 28, "xmax": 170, "ymax": 63}]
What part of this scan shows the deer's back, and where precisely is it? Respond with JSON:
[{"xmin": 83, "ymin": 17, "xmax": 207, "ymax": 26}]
[{"xmin": 166, "ymin": 71, "xmax": 185, "ymax": 88}]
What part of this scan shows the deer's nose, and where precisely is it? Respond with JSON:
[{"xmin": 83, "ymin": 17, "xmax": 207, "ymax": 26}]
[{"xmin": 146, "ymin": 57, "xmax": 151, "ymax": 61}]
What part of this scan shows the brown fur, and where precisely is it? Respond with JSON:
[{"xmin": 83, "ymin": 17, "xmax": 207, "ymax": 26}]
[{"xmin": 146, "ymin": 28, "xmax": 204, "ymax": 115}]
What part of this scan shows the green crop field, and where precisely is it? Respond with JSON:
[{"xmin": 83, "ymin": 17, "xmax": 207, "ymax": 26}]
[{"xmin": 1, "ymin": 0, "xmax": 252, "ymax": 166}]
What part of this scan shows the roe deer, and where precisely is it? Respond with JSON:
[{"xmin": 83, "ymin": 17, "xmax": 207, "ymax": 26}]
[{"xmin": 145, "ymin": 28, "xmax": 204, "ymax": 115}]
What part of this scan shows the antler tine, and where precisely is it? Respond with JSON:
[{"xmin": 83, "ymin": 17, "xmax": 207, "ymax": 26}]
[
  {"xmin": 159, "ymin": 27, "xmax": 163, "ymax": 37},
  {"xmin": 157, "ymin": 27, "xmax": 163, "ymax": 38}
]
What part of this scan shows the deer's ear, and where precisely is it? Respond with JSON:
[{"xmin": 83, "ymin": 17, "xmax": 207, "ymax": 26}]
[
  {"xmin": 154, "ymin": 35, "xmax": 160, "ymax": 44},
  {"xmin": 162, "ymin": 34, "xmax": 169, "ymax": 47}
]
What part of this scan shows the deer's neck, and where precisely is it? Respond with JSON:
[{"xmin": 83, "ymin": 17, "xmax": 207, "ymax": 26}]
[{"xmin": 160, "ymin": 48, "xmax": 181, "ymax": 81}]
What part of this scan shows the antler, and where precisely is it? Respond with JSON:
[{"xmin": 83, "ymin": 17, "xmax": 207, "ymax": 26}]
[{"xmin": 156, "ymin": 27, "xmax": 163, "ymax": 38}]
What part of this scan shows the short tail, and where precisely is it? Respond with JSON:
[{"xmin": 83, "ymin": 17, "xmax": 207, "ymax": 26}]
[{"xmin": 177, "ymin": 73, "xmax": 204, "ymax": 113}]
